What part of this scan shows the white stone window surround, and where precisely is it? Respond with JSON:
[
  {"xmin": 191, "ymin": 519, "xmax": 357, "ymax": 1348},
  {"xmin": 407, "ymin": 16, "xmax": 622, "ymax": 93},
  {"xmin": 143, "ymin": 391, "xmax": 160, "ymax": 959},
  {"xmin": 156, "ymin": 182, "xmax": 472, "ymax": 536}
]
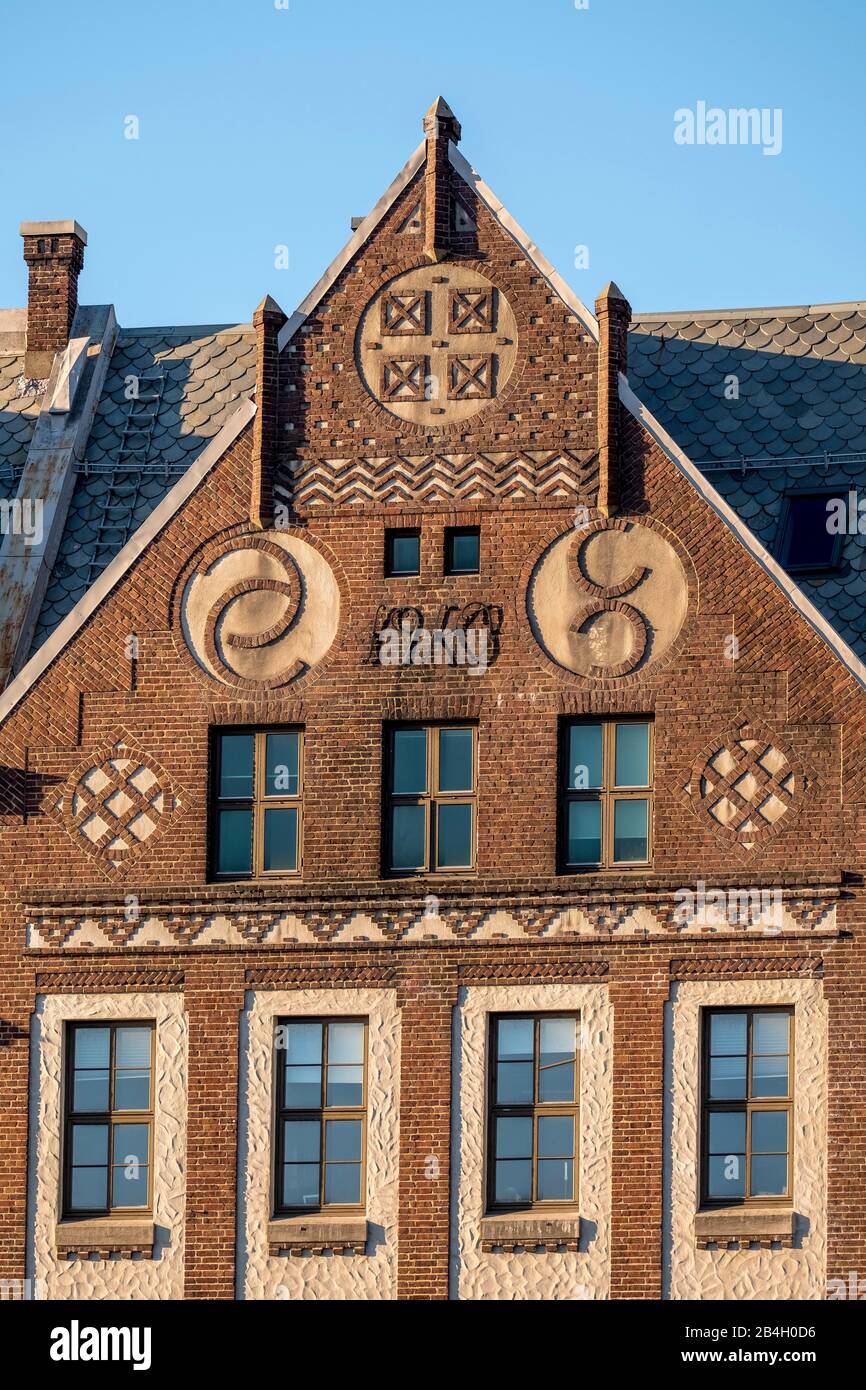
[
  {"xmin": 238, "ymin": 988, "xmax": 400, "ymax": 1300},
  {"xmin": 27, "ymin": 991, "xmax": 187, "ymax": 1299},
  {"xmin": 664, "ymin": 977, "xmax": 827, "ymax": 1300},
  {"xmin": 450, "ymin": 981, "xmax": 613, "ymax": 1301}
]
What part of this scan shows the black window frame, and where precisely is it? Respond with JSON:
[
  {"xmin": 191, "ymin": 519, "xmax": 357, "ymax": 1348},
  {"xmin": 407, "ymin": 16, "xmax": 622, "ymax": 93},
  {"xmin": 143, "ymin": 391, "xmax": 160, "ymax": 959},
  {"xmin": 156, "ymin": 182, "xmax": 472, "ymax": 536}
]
[
  {"xmin": 384, "ymin": 528, "xmax": 421, "ymax": 577},
  {"xmin": 444, "ymin": 526, "xmax": 481, "ymax": 575},
  {"xmin": 775, "ymin": 491, "xmax": 843, "ymax": 574}
]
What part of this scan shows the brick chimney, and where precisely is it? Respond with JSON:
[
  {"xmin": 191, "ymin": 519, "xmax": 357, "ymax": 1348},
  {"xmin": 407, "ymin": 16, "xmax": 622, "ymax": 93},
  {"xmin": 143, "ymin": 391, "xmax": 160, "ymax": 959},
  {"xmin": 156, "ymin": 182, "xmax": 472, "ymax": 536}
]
[
  {"xmin": 251, "ymin": 294, "xmax": 287, "ymax": 529},
  {"xmin": 423, "ymin": 96, "xmax": 461, "ymax": 263},
  {"xmin": 594, "ymin": 281, "xmax": 631, "ymax": 516},
  {"xmin": 19, "ymin": 220, "xmax": 87, "ymax": 379}
]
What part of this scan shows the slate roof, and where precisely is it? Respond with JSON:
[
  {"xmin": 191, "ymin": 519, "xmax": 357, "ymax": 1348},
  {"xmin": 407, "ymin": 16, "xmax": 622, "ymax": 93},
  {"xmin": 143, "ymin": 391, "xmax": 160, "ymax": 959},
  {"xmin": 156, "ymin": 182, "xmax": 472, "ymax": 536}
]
[
  {"xmin": 0, "ymin": 353, "xmax": 44, "ymax": 504},
  {"xmin": 29, "ymin": 325, "xmax": 256, "ymax": 652},
  {"xmin": 630, "ymin": 303, "xmax": 866, "ymax": 660}
]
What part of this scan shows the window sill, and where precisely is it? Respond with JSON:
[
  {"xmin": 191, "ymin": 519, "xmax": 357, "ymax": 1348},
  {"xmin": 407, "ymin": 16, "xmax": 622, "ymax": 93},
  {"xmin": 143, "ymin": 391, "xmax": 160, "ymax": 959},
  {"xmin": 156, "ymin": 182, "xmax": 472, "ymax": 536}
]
[
  {"xmin": 480, "ymin": 1211, "xmax": 582, "ymax": 1254},
  {"xmin": 268, "ymin": 1214, "xmax": 368, "ymax": 1256},
  {"xmin": 55, "ymin": 1219, "xmax": 155, "ymax": 1259},
  {"xmin": 694, "ymin": 1207, "xmax": 794, "ymax": 1250}
]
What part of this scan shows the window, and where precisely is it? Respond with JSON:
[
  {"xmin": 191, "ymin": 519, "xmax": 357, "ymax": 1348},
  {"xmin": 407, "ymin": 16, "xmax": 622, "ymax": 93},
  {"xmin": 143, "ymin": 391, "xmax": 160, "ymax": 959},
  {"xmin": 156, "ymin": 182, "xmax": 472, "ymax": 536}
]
[
  {"xmin": 385, "ymin": 528, "xmax": 420, "ymax": 577},
  {"xmin": 63, "ymin": 1022, "xmax": 154, "ymax": 1216},
  {"xmin": 274, "ymin": 1019, "xmax": 367, "ymax": 1213},
  {"xmin": 487, "ymin": 1014, "xmax": 579, "ymax": 1210},
  {"xmin": 777, "ymin": 493, "xmax": 841, "ymax": 572},
  {"xmin": 701, "ymin": 1008, "xmax": 793, "ymax": 1206},
  {"xmin": 384, "ymin": 724, "xmax": 476, "ymax": 874},
  {"xmin": 445, "ymin": 526, "xmax": 480, "ymax": 575},
  {"xmin": 560, "ymin": 718, "xmax": 652, "ymax": 869},
  {"xmin": 211, "ymin": 728, "xmax": 302, "ymax": 878}
]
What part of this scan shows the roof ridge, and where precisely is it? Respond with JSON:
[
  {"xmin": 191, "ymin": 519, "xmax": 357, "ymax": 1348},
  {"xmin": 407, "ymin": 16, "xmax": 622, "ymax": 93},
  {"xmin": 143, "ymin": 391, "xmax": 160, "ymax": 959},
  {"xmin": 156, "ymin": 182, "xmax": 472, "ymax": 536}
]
[{"xmin": 632, "ymin": 300, "xmax": 866, "ymax": 324}]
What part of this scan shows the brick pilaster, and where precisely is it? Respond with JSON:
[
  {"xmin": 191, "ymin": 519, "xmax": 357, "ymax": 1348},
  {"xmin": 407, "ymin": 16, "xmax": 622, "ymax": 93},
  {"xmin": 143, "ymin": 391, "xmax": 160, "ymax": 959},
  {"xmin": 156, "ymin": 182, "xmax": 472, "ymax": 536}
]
[{"xmin": 594, "ymin": 281, "xmax": 631, "ymax": 517}]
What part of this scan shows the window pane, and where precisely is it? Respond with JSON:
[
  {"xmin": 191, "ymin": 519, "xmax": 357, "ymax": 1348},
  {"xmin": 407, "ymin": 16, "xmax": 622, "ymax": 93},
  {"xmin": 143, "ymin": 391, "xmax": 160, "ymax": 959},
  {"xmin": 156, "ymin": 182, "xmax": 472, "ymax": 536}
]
[
  {"xmin": 781, "ymin": 494, "xmax": 837, "ymax": 568},
  {"xmin": 71, "ymin": 1123, "xmax": 108, "ymax": 1166},
  {"xmin": 707, "ymin": 1153, "xmax": 745, "ymax": 1199},
  {"xmin": 283, "ymin": 1164, "xmax": 320, "ymax": 1208},
  {"xmin": 537, "ymin": 1159, "xmax": 573, "ymax": 1202},
  {"xmin": 114, "ymin": 1068, "xmax": 150, "ymax": 1111},
  {"xmin": 613, "ymin": 798, "xmax": 648, "ymax": 862},
  {"xmin": 494, "ymin": 1159, "xmax": 532, "ymax": 1204},
  {"xmin": 566, "ymin": 798, "xmax": 601, "ymax": 864},
  {"xmin": 265, "ymin": 732, "xmax": 299, "ymax": 797},
  {"xmin": 70, "ymin": 1166, "xmax": 108, "ymax": 1211},
  {"xmin": 325, "ymin": 1119, "xmax": 362, "ymax": 1163},
  {"xmin": 217, "ymin": 808, "xmax": 252, "ymax": 875},
  {"xmin": 73, "ymin": 1028, "xmax": 110, "ymax": 1070},
  {"xmin": 449, "ymin": 529, "xmax": 479, "ymax": 573},
  {"xmin": 615, "ymin": 723, "xmax": 649, "ymax": 786},
  {"xmin": 540, "ymin": 1018, "xmax": 576, "ymax": 1068},
  {"xmin": 284, "ymin": 1022, "xmax": 322, "ymax": 1066},
  {"xmin": 391, "ymin": 803, "xmax": 426, "ymax": 870},
  {"xmin": 388, "ymin": 532, "xmax": 420, "ymax": 575},
  {"xmin": 73, "ymin": 1069, "xmax": 110, "ymax": 1112},
  {"xmin": 392, "ymin": 729, "xmax": 427, "ymax": 794},
  {"xmin": 326, "ymin": 1065, "xmax": 363, "ymax": 1107},
  {"xmin": 709, "ymin": 1013, "xmax": 747, "ymax": 1056},
  {"xmin": 707, "ymin": 1110, "xmax": 746, "ymax": 1155},
  {"xmin": 497, "ymin": 1018, "xmax": 534, "ymax": 1061},
  {"xmin": 263, "ymin": 807, "xmax": 298, "ymax": 871},
  {"xmin": 111, "ymin": 1125, "xmax": 149, "ymax": 1208},
  {"xmin": 284, "ymin": 1065, "xmax": 322, "ymax": 1109},
  {"xmin": 538, "ymin": 1114, "xmax": 574, "ymax": 1159},
  {"xmin": 328, "ymin": 1022, "xmax": 364, "ymax": 1065},
  {"xmin": 567, "ymin": 724, "xmax": 602, "ymax": 790},
  {"xmin": 496, "ymin": 1061, "xmax": 534, "ymax": 1105},
  {"xmin": 708, "ymin": 1055, "xmax": 747, "ymax": 1100},
  {"xmin": 752, "ymin": 1012, "xmax": 789, "ymax": 1055},
  {"xmin": 324, "ymin": 1163, "xmax": 362, "ymax": 1205},
  {"xmin": 115, "ymin": 1027, "xmax": 150, "ymax": 1069},
  {"xmin": 219, "ymin": 733, "xmax": 254, "ymax": 798},
  {"xmin": 436, "ymin": 802, "xmax": 472, "ymax": 867},
  {"xmin": 752, "ymin": 1111, "xmax": 788, "ymax": 1154},
  {"xmin": 438, "ymin": 728, "xmax": 473, "ymax": 792},
  {"xmin": 495, "ymin": 1116, "xmax": 532, "ymax": 1160},
  {"xmin": 751, "ymin": 1053, "xmax": 789, "ymax": 1097},
  {"xmin": 283, "ymin": 1120, "xmax": 320, "ymax": 1164},
  {"xmin": 538, "ymin": 1062, "xmax": 575, "ymax": 1104},
  {"xmin": 751, "ymin": 1153, "xmax": 788, "ymax": 1197}
]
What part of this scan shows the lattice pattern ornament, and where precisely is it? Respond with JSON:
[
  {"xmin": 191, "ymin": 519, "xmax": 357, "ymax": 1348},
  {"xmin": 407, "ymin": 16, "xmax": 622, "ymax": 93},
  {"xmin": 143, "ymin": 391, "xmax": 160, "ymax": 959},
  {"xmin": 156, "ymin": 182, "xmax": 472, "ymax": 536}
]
[
  {"xmin": 49, "ymin": 733, "xmax": 182, "ymax": 875},
  {"xmin": 684, "ymin": 721, "xmax": 808, "ymax": 853}
]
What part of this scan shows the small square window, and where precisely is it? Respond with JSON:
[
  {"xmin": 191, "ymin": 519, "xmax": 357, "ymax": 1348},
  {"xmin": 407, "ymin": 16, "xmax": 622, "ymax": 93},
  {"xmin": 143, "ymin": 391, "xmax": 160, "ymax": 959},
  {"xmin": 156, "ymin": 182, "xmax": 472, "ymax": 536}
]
[
  {"xmin": 385, "ymin": 529, "xmax": 420, "ymax": 577},
  {"xmin": 777, "ymin": 494, "xmax": 842, "ymax": 572},
  {"xmin": 445, "ymin": 527, "xmax": 480, "ymax": 575}
]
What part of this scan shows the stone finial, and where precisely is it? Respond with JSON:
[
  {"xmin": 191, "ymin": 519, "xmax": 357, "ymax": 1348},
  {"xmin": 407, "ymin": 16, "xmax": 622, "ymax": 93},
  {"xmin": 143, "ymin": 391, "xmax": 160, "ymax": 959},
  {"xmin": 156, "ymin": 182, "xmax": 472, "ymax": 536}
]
[{"xmin": 423, "ymin": 95, "xmax": 462, "ymax": 144}]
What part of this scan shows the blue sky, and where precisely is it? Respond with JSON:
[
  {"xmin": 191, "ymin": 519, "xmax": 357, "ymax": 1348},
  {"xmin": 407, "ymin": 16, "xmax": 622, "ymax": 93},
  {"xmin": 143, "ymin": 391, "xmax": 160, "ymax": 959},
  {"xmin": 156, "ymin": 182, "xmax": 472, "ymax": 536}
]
[{"xmin": 1, "ymin": 0, "xmax": 863, "ymax": 327}]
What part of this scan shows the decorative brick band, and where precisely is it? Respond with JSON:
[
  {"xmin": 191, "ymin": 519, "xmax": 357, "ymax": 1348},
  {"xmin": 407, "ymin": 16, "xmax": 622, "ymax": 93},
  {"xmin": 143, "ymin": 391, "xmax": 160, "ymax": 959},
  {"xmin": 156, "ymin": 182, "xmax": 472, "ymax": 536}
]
[
  {"xmin": 671, "ymin": 956, "xmax": 822, "ymax": 980},
  {"xmin": 459, "ymin": 960, "xmax": 608, "ymax": 983},
  {"xmin": 245, "ymin": 965, "xmax": 396, "ymax": 987},
  {"xmin": 35, "ymin": 968, "xmax": 184, "ymax": 991}
]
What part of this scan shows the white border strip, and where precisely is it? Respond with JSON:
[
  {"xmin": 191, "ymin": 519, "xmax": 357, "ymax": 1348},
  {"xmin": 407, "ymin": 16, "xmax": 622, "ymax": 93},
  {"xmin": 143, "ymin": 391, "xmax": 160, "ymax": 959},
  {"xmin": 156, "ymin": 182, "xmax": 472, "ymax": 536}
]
[
  {"xmin": 0, "ymin": 397, "xmax": 256, "ymax": 727},
  {"xmin": 448, "ymin": 144, "xmax": 599, "ymax": 341},
  {"xmin": 277, "ymin": 141, "xmax": 426, "ymax": 351},
  {"xmin": 620, "ymin": 373, "xmax": 866, "ymax": 691}
]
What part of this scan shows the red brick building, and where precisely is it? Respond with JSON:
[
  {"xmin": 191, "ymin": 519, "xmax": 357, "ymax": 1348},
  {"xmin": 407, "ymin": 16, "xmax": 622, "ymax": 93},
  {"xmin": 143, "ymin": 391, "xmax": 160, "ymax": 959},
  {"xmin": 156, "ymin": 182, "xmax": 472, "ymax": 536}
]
[{"xmin": 1, "ymin": 98, "xmax": 864, "ymax": 1301}]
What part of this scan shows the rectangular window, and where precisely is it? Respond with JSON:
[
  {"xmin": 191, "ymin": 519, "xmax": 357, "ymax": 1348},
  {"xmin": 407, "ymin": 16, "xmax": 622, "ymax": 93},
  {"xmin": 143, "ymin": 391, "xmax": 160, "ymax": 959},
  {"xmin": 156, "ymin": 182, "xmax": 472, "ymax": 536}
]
[
  {"xmin": 487, "ymin": 1014, "xmax": 579, "ymax": 1210},
  {"xmin": 385, "ymin": 724, "xmax": 476, "ymax": 874},
  {"xmin": 445, "ymin": 526, "xmax": 480, "ymax": 575},
  {"xmin": 560, "ymin": 718, "xmax": 652, "ymax": 869},
  {"xmin": 385, "ymin": 528, "xmax": 420, "ymax": 577},
  {"xmin": 211, "ymin": 727, "xmax": 302, "ymax": 879},
  {"xmin": 701, "ymin": 1007, "xmax": 793, "ymax": 1206},
  {"xmin": 274, "ymin": 1018, "xmax": 367, "ymax": 1213},
  {"xmin": 777, "ymin": 493, "xmax": 841, "ymax": 573},
  {"xmin": 63, "ymin": 1022, "xmax": 154, "ymax": 1216}
]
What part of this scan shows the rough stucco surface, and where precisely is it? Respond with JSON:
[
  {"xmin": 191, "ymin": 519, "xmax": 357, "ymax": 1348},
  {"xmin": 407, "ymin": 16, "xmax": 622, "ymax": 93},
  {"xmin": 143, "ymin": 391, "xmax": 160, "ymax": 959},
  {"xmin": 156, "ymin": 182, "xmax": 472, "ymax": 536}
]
[
  {"xmin": 452, "ymin": 983, "xmax": 612, "ymax": 1301},
  {"xmin": 241, "ymin": 989, "xmax": 400, "ymax": 1301},
  {"xmin": 666, "ymin": 978, "xmax": 827, "ymax": 1300},
  {"xmin": 31, "ymin": 992, "xmax": 187, "ymax": 1299}
]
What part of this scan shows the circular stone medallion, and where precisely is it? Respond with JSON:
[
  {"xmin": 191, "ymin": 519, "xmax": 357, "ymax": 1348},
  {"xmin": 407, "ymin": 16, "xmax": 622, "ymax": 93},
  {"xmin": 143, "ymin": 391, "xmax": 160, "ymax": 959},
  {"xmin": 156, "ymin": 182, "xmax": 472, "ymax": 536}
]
[{"xmin": 356, "ymin": 265, "xmax": 518, "ymax": 427}]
